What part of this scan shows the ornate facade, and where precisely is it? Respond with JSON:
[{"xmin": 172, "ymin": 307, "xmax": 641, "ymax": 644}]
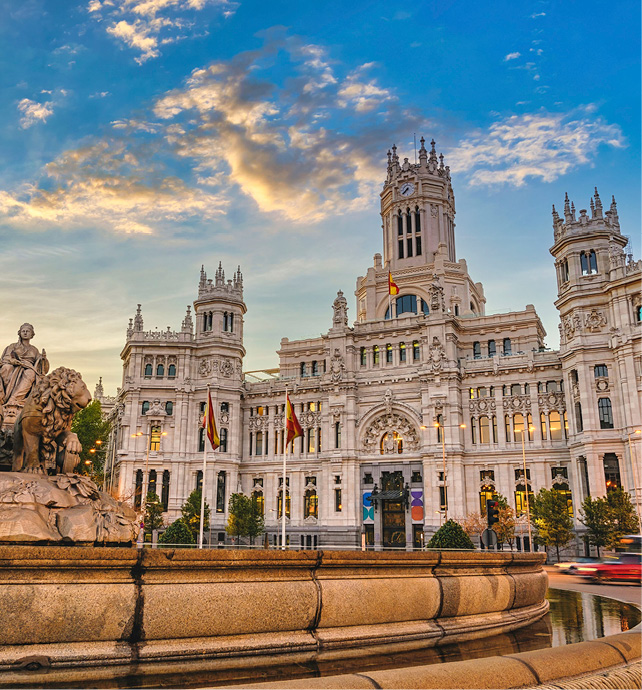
[{"xmin": 108, "ymin": 138, "xmax": 642, "ymax": 551}]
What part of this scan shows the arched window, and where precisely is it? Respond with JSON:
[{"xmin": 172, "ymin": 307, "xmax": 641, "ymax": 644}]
[
  {"xmin": 164, "ymin": 401, "xmax": 173, "ymax": 416},
  {"xmin": 503, "ymin": 338, "xmax": 512, "ymax": 355},
  {"xmin": 141, "ymin": 400, "xmax": 150, "ymax": 415},
  {"xmin": 161, "ymin": 470, "xmax": 170, "ymax": 511},
  {"xmin": 134, "ymin": 469, "xmax": 143, "ymax": 510},
  {"xmin": 304, "ymin": 489, "xmax": 318, "ymax": 519},
  {"xmin": 397, "ymin": 210, "xmax": 403, "ymax": 236},
  {"xmin": 300, "ymin": 362, "xmax": 307, "ymax": 377},
  {"xmin": 479, "ymin": 416, "xmax": 490, "ymax": 444},
  {"xmin": 168, "ymin": 363, "xmax": 176, "ymax": 377},
  {"xmin": 397, "ymin": 294, "xmax": 417, "ymax": 315},
  {"xmin": 488, "ymin": 340, "xmax": 496, "ymax": 357},
  {"xmin": 203, "ymin": 313, "xmax": 208, "ymax": 332},
  {"xmin": 207, "ymin": 312, "xmax": 213, "ymax": 331},
  {"xmin": 148, "ymin": 469, "xmax": 157, "ymax": 497},
  {"xmin": 373, "ymin": 345, "xmax": 380, "ymax": 365},
  {"xmin": 589, "ymin": 249, "xmax": 597, "ymax": 274},
  {"xmin": 380, "ymin": 431, "xmax": 403, "ymax": 454},
  {"xmin": 360, "ymin": 347, "xmax": 367, "ymax": 366},
  {"xmin": 412, "ymin": 340, "xmax": 420, "ymax": 361},
  {"xmin": 594, "ymin": 364, "xmax": 608, "ymax": 378},
  {"xmin": 603, "ymin": 453, "xmax": 621, "ymax": 490},
  {"xmin": 549, "ymin": 410, "xmax": 563, "ymax": 440},
  {"xmin": 386, "ymin": 344, "xmax": 393, "ymax": 363},
  {"xmin": 399, "ymin": 342, "xmax": 406, "ymax": 362},
  {"xmin": 580, "ymin": 251, "xmax": 589, "ymax": 275},
  {"xmin": 415, "ymin": 206, "xmax": 421, "ymax": 232},
  {"xmin": 144, "ymin": 363, "xmax": 152, "ymax": 377},
  {"xmin": 598, "ymin": 398, "xmax": 614, "ymax": 429},
  {"xmin": 473, "ymin": 341, "xmax": 481, "ymax": 359},
  {"xmin": 156, "ymin": 363, "xmax": 164, "ymax": 377}
]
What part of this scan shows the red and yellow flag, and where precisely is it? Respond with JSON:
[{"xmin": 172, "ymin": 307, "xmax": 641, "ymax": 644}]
[
  {"xmin": 388, "ymin": 271, "xmax": 399, "ymax": 296},
  {"xmin": 203, "ymin": 389, "xmax": 220, "ymax": 450},
  {"xmin": 285, "ymin": 394, "xmax": 303, "ymax": 448}
]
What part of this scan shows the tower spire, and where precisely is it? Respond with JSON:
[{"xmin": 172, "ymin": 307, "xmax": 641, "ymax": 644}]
[
  {"xmin": 593, "ymin": 187, "xmax": 603, "ymax": 219},
  {"xmin": 563, "ymin": 192, "xmax": 572, "ymax": 222}
]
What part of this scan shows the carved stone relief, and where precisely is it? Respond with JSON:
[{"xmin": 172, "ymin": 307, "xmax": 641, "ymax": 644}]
[
  {"xmin": 332, "ymin": 291, "xmax": 348, "ymax": 328},
  {"xmin": 502, "ymin": 395, "xmax": 532, "ymax": 412},
  {"xmin": 220, "ymin": 359, "xmax": 234, "ymax": 378},
  {"xmin": 562, "ymin": 313, "xmax": 581, "ymax": 341},
  {"xmin": 330, "ymin": 349, "xmax": 346, "ymax": 382},
  {"xmin": 595, "ymin": 377, "xmax": 609, "ymax": 393},
  {"xmin": 537, "ymin": 392, "xmax": 566, "ymax": 412},
  {"xmin": 428, "ymin": 336, "xmax": 447, "ymax": 372},
  {"xmin": 585, "ymin": 309, "xmax": 607, "ymax": 332},
  {"xmin": 362, "ymin": 412, "xmax": 420, "ymax": 454},
  {"xmin": 469, "ymin": 398, "xmax": 496, "ymax": 415},
  {"xmin": 429, "ymin": 279, "xmax": 446, "ymax": 313}
]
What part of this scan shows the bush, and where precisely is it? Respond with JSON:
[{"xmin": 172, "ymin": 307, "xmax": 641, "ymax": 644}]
[
  {"xmin": 158, "ymin": 519, "xmax": 195, "ymax": 546},
  {"xmin": 427, "ymin": 519, "xmax": 475, "ymax": 550}
]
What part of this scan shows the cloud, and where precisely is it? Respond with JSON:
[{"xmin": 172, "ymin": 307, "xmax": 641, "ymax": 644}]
[
  {"xmin": 88, "ymin": 0, "xmax": 239, "ymax": 63},
  {"xmin": 449, "ymin": 108, "xmax": 625, "ymax": 187},
  {"xmin": 530, "ymin": 12, "xmax": 546, "ymax": 18},
  {"xmin": 504, "ymin": 52, "xmax": 521, "ymax": 61},
  {"xmin": 17, "ymin": 98, "xmax": 54, "ymax": 128}
]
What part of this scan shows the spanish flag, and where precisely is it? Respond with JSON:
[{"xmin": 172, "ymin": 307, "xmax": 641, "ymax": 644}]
[
  {"xmin": 388, "ymin": 271, "xmax": 399, "ymax": 296},
  {"xmin": 285, "ymin": 394, "xmax": 303, "ymax": 448},
  {"xmin": 203, "ymin": 389, "xmax": 220, "ymax": 450}
]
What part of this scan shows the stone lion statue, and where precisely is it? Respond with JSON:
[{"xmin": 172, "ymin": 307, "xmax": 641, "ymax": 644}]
[{"xmin": 12, "ymin": 367, "xmax": 92, "ymax": 474}]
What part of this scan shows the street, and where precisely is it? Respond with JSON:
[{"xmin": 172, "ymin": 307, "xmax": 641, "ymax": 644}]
[{"xmin": 546, "ymin": 566, "xmax": 642, "ymax": 606}]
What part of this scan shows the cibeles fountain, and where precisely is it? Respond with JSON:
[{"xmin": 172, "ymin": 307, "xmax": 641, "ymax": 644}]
[{"xmin": 0, "ymin": 326, "xmax": 634, "ymax": 690}]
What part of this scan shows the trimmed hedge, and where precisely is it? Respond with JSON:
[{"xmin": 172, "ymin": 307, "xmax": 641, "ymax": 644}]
[{"xmin": 427, "ymin": 519, "xmax": 475, "ymax": 550}]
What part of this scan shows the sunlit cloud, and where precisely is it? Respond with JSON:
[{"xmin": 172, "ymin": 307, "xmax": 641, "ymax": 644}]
[
  {"xmin": 88, "ymin": 0, "xmax": 239, "ymax": 63},
  {"xmin": 449, "ymin": 108, "xmax": 625, "ymax": 187},
  {"xmin": 504, "ymin": 52, "xmax": 521, "ymax": 61},
  {"xmin": 17, "ymin": 98, "xmax": 54, "ymax": 128}
]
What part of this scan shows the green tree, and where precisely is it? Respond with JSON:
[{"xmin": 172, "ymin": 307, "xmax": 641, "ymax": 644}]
[
  {"xmin": 181, "ymin": 489, "xmax": 210, "ymax": 541},
  {"xmin": 531, "ymin": 488, "xmax": 574, "ymax": 562},
  {"xmin": 70, "ymin": 399, "xmax": 110, "ymax": 481},
  {"xmin": 158, "ymin": 519, "xmax": 195, "ymax": 546},
  {"xmin": 427, "ymin": 519, "xmax": 475, "ymax": 550},
  {"xmin": 579, "ymin": 495, "xmax": 612, "ymax": 557},
  {"xmin": 247, "ymin": 494, "xmax": 265, "ymax": 545},
  {"xmin": 606, "ymin": 488, "xmax": 638, "ymax": 543},
  {"xmin": 494, "ymin": 505, "xmax": 517, "ymax": 551},
  {"xmin": 226, "ymin": 493, "xmax": 251, "ymax": 542},
  {"xmin": 144, "ymin": 491, "xmax": 164, "ymax": 535}
]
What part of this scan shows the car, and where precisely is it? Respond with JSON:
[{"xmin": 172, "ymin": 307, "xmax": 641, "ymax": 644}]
[
  {"xmin": 576, "ymin": 553, "xmax": 641, "ymax": 584},
  {"xmin": 553, "ymin": 557, "xmax": 600, "ymax": 574}
]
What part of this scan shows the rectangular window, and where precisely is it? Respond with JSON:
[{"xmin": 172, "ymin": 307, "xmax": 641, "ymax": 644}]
[
  {"xmin": 598, "ymin": 398, "xmax": 614, "ymax": 429},
  {"xmin": 399, "ymin": 343, "xmax": 406, "ymax": 362},
  {"xmin": 505, "ymin": 415, "xmax": 511, "ymax": 441},
  {"xmin": 488, "ymin": 340, "xmax": 496, "ymax": 357},
  {"xmin": 439, "ymin": 485, "xmax": 448, "ymax": 512},
  {"xmin": 255, "ymin": 431, "xmax": 262, "ymax": 455},
  {"xmin": 360, "ymin": 347, "xmax": 367, "ymax": 366},
  {"xmin": 398, "ymin": 240, "xmax": 404, "ymax": 259},
  {"xmin": 220, "ymin": 428, "xmax": 228, "ymax": 453},
  {"xmin": 479, "ymin": 416, "xmax": 490, "ymax": 444},
  {"xmin": 492, "ymin": 415, "xmax": 498, "ymax": 443},
  {"xmin": 150, "ymin": 426, "xmax": 161, "ymax": 451},
  {"xmin": 335, "ymin": 488, "xmax": 342, "ymax": 512},
  {"xmin": 549, "ymin": 411, "xmax": 563, "ymax": 440},
  {"xmin": 470, "ymin": 418, "xmax": 477, "ymax": 444},
  {"xmin": 415, "ymin": 235, "xmax": 422, "ymax": 255},
  {"xmin": 373, "ymin": 346, "xmax": 380, "ymax": 365},
  {"xmin": 407, "ymin": 237, "xmax": 413, "ymax": 257},
  {"xmin": 198, "ymin": 428, "xmax": 205, "ymax": 452},
  {"xmin": 386, "ymin": 344, "xmax": 393, "ymax": 363},
  {"xmin": 307, "ymin": 428, "xmax": 316, "ymax": 454},
  {"xmin": 540, "ymin": 412, "xmax": 547, "ymax": 439},
  {"xmin": 413, "ymin": 341, "xmax": 420, "ymax": 361},
  {"xmin": 503, "ymin": 338, "xmax": 512, "ymax": 355},
  {"xmin": 594, "ymin": 364, "xmax": 608, "ymax": 378},
  {"xmin": 473, "ymin": 341, "xmax": 481, "ymax": 359},
  {"xmin": 335, "ymin": 422, "xmax": 341, "ymax": 449},
  {"xmin": 249, "ymin": 432, "xmax": 253, "ymax": 456},
  {"xmin": 575, "ymin": 402, "xmax": 583, "ymax": 432}
]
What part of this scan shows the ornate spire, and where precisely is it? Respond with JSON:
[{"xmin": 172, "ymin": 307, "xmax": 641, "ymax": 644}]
[
  {"xmin": 563, "ymin": 192, "xmax": 572, "ymax": 222},
  {"xmin": 570, "ymin": 201, "xmax": 576, "ymax": 221},
  {"xmin": 181, "ymin": 305, "xmax": 193, "ymax": 333},
  {"xmin": 199, "ymin": 265, "xmax": 207, "ymax": 289},
  {"xmin": 94, "ymin": 377, "xmax": 104, "ymax": 400},
  {"xmin": 552, "ymin": 204, "xmax": 560, "ymax": 224},
  {"xmin": 590, "ymin": 196, "xmax": 595, "ymax": 217},
  {"xmin": 215, "ymin": 261, "xmax": 225, "ymax": 287},
  {"xmin": 418, "ymin": 136, "xmax": 428, "ymax": 166},
  {"xmin": 593, "ymin": 187, "xmax": 603, "ymax": 219},
  {"xmin": 234, "ymin": 265, "xmax": 243, "ymax": 289},
  {"xmin": 133, "ymin": 304, "xmax": 143, "ymax": 332}
]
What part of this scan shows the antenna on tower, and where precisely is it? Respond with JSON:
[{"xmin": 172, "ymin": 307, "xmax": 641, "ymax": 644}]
[{"xmin": 414, "ymin": 133, "xmax": 417, "ymax": 164}]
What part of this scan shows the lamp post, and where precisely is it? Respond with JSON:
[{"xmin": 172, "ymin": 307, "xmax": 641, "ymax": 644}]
[
  {"xmin": 627, "ymin": 429, "xmax": 642, "ymax": 535},
  {"xmin": 516, "ymin": 424, "xmax": 535, "ymax": 552},
  {"xmin": 131, "ymin": 425, "xmax": 167, "ymax": 529}
]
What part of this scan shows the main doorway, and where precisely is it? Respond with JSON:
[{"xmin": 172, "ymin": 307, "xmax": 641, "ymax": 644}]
[{"xmin": 380, "ymin": 470, "xmax": 406, "ymax": 548}]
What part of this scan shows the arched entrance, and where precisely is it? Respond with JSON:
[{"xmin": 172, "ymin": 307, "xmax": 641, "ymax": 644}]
[{"xmin": 372, "ymin": 471, "xmax": 408, "ymax": 548}]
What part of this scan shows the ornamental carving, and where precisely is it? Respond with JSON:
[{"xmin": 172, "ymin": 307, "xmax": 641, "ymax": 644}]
[
  {"xmin": 428, "ymin": 336, "xmax": 447, "ymax": 371},
  {"xmin": 362, "ymin": 412, "xmax": 420, "ymax": 454},
  {"xmin": 502, "ymin": 395, "xmax": 532, "ymax": 412},
  {"xmin": 301, "ymin": 411, "xmax": 321, "ymax": 428},
  {"xmin": 469, "ymin": 398, "xmax": 496, "ymax": 414},
  {"xmin": 198, "ymin": 359, "xmax": 212, "ymax": 377},
  {"xmin": 145, "ymin": 399, "xmax": 167, "ymax": 417},
  {"xmin": 537, "ymin": 392, "xmax": 566, "ymax": 412},
  {"xmin": 571, "ymin": 383, "xmax": 581, "ymax": 400},
  {"xmin": 430, "ymin": 204, "xmax": 438, "ymax": 218},
  {"xmin": 220, "ymin": 359, "xmax": 234, "ymax": 378},
  {"xmin": 332, "ymin": 291, "xmax": 348, "ymax": 328},
  {"xmin": 585, "ymin": 309, "xmax": 607, "ymax": 333},
  {"xmin": 562, "ymin": 313, "xmax": 581, "ymax": 340},
  {"xmin": 551, "ymin": 471, "xmax": 569, "ymax": 487},
  {"xmin": 249, "ymin": 416, "xmax": 269, "ymax": 431},
  {"xmin": 429, "ymin": 279, "xmax": 445, "ymax": 313},
  {"xmin": 595, "ymin": 377, "xmax": 609, "ymax": 393},
  {"xmin": 330, "ymin": 349, "xmax": 346, "ymax": 382}
]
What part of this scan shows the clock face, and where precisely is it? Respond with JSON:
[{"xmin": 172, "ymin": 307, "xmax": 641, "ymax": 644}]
[{"xmin": 400, "ymin": 182, "xmax": 415, "ymax": 197}]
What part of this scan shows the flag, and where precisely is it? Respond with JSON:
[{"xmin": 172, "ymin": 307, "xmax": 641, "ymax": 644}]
[
  {"xmin": 285, "ymin": 394, "xmax": 303, "ymax": 448},
  {"xmin": 388, "ymin": 271, "xmax": 399, "ymax": 296},
  {"xmin": 203, "ymin": 389, "xmax": 220, "ymax": 450}
]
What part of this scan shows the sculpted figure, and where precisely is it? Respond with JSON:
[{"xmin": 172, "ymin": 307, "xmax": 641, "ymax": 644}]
[
  {"xmin": 0, "ymin": 323, "xmax": 49, "ymax": 407},
  {"xmin": 12, "ymin": 367, "xmax": 91, "ymax": 474}
]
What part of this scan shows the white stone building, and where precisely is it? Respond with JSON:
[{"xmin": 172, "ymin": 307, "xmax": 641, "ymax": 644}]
[{"xmin": 106, "ymin": 138, "xmax": 642, "ymax": 551}]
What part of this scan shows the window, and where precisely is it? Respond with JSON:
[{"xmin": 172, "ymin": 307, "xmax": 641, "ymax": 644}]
[
  {"xmin": 156, "ymin": 363, "xmax": 164, "ymax": 377},
  {"xmin": 636, "ymin": 305, "xmax": 642, "ymax": 323},
  {"xmin": 470, "ymin": 417, "xmax": 477, "ymax": 444},
  {"xmin": 513, "ymin": 413, "xmax": 524, "ymax": 442},
  {"xmin": 386, "ymin": 343, "xmax": 393, "ymax": 363},
  {"xmin": 598, "ymin": 398, "xmax": 614, "ymax": 429},
  {"xmin": 221, "ymin": 402, "xmax": 229, "ymax": 413},
  {"xmin": 511, "ymin": 384, "xmax": 521, "ymax": 396},
  {"xmin": 492, "ymin": 415, "xmax": 498, "ymax": 443},
  {"xmin": 134, "ymin": 470, "xmax": 143, "ymax": 510},
  {"xmin": 397, "ymin": 294, "xmax": 417, "ymax": 315},
  {"xmin": 312, "ymin": 360, "xmax": 319, "ymax": 376},
  {"xmin": 198, "ymin": 428, "xmax": 205, "ymax": 452},
  {"xmin": 603, "ymin": 453, "xmax": 621, "ymax": 490},
  {"xmin": 407, "ymin": 236, "xmax": 413, "ymax": 257},
  {"xmin": 334, "ymin": 488, "xmax": 342, "ymax": 512},
  {"xmin": 150, "ymin": 426, "xmax": 161, "ymax": 451},
  {"xmin": 527, "ymin": 413, "xmax": 534, "ymax": 441},
  {"xmin": 436, "ymin": 414, "xmax": 443, "ymax": 443},
  {"xmin": 488, "ymin": 340, "xmax": 496, "ymax": 357},
  {"xmin": 373, "ymin": 345, "xmax": 380, "ymax": 365},
  {"xmin": 570, "ymin": 369, "xmax": 578, "ymax": 384},
  {"xmin": 307, "ymin": 428, "xmax": 316, "ymax": 454},
  {"xmin": 439, "ymin": 485, "xmax": 447, "ymax": 512},
  {"xmin": 504, "ymin": 415, "xmax": 510, "ymax": 440},
  {"xmin": 575, "ymin": 402, "xmax": 584, "ymax": 432},
  {"xmin": 304, "ymin": 489, "xmax": 318, "ymax": 519},
  {"xmin": 473, "ymin": 342, "xmax": 481, "ymax": 359},
  {"xmin": 594, "ymin": 364, "xmax": 608, "ymax": 378},
  {"xmin": 144, "ymin": 363, "xmax": 153, "ymax": 377},
  {"xmin": 549, "ymin": 411, "xmax": 563, "ymax": 440},
  {"xmin": 397, "ymin": 211, "xmax": 403, "ymax": 235},
  {"xmin": 141, "ymin": 401, "xmax": 150, "ymax": 415},
  {"xmin": 165, "ymin": 401, "xmax": 173, "ymax": 416},
  {"xmin": 168, "ymin": 363, "xmax": 176, "ymax": 377},
  {"xmin": 399, "ymin": 342, "xmax": 406, "ymax": 362},
  {"xmin": 360, "ymin": 347, "xmax": 367, "ymax": 366},
  {"xmin": 479, "ymin": 486, "xmax": 496, "ymax": 513},
  {"xmin": 334, "ymin": 421, "xmax": 341, "ymax": 449},
  {"xmin": 253, "ymin": 491, "xmax": 264, "ymax": 516},
  {"xmin": 216, "ymin": 472, "xmax": 226, "ymax": 513},
  {"xmin": 415, "ymin": 235, "xmax": 422, "ymax": 255},
  {"xmin": 148, "ymin": 469, "xmax": 157, "ymax": 497},
  {"xmin": 196, "ymin": 470, "xmax": 203, "ymax": 492},
  {"xmin": 398, "ymin": 239, "xmax": 404, "ymax": 259},
  {"xmin": 581, "ymin": 250, "xmax": 598, "ymax": 275},
  {"xmin": 161, "ymin": 470, "xmax": 170, "ymax": 511},
  {"xmin": 411, "ymin": 470, "xmax": 422, "ymax": 483},
  {"xmin": 503, "ymin": 338, "xmax": 512, "ymax": 355},
  {"xmin": 220, "ymin": 428, "xmax": 228, "ymax": 452},
  {"xmin": 479, "ymin": 416, "xmax": 490, "ymax": 444},
  {"xmin": 413, "ymin": 340, "xmax": 420, "ymax": 361},
  {"xmin": 300, "ymin": 362, "xmax": 307, "ymax": 377},
  {"xmin": 589, "ymin": 250, "xmax": 597, "ymax": 274},
  {"xmin": 561, "ymin": 258, "xmax": 569, "ymax": 282},
  {"xmin": 380, "ymin": 431, "xmax": 403, "ymax": 454},
  {"xmin": 364, "ymin": 473, "xmax": 373, "ymax": 484},
  {"xmin": 546, "ymin": 380, "xmax": 558, "ymax": 393},
  {"xmin": 255, "ymin": 431, "xmax": 263, "ymax": 455},
  {"xmin": 415, "ymin": 206, "xmax": 421, "ymax": 232},
  {"xmin": 540, "ymin": 412, "xmax": 547, "ymax": 439},
  {"xmin": 277, "ymin": 489, "xmax": 291, "ymax": 519}
]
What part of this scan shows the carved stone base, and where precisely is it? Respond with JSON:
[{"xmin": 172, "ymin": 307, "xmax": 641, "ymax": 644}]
[{"xmin": 0, "ymin": 472, "xmax": 137, "ymax": 545}]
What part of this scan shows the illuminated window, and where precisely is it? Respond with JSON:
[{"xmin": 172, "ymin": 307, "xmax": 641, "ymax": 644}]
[
  {"xmin": 373, "ymin": 345, "xmax": 380, "ymax": 365},
  {"xmin": 253, "ymin": 491, "xmax": 264, "ymax": 516},
  {"xmin": 436, "ymin": 414, "xmax": 443, "ymax": 443},
  {"xmin": 603, "ymin": 453, "xmax": 621, "ymax": 490},
  {"xmin": 513, "ymin": 413, "xmax": 524, "ymax": 442},
  {"xmin": 413, "ymin": 340, "xmax": 420, "ymax": 361},
  {"xmin": 304, "ymin": 489, "xmax": 318, "ymax": 519},
  {"xmin": 479, "ymin": 416, "xmax": 490, "ymax": 444},
  {"xmin": 386, "ymin": 343, "xmax": 393, "ymax": 363},
  {"xmin": 492, "ymin": 415, "xmax": 498, "ymax": 442},
  {"xmin": 360, "ymin": 347, "xmax": 367, "ymax": 366},
  {"xmin": 277, "ymin": 489, "xmax": 291, "ymax": 518},
  {"xmin": 335, "ymin": 488, "xmax": 342, "ymax": 512},
  {"xmin": 399, "ymin": 342, "xmax": 406, "ymax": 362},
  {"xmin": 540, "ymin": 412, "xmax": 547, "ymax": 439},
  {"xmin": 150, "ymin": 426, "xmax": 161, "ymax": 451},
  {"xmin": 380, "ymin": 431, "xmax": 403, "ymax": 454},
  {"xmin": 549, "ymin": 411, "xmax": 563, "ymax": 440},
  {"xmin": 479, "ymin": 485, "xmax": 496, "ymax": 513},
  {"xmin": 307, "ymin": 428, "xmax": 316, "ymax": 454}
]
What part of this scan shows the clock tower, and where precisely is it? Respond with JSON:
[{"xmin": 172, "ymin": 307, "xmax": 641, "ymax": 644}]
[{"xmin": 381, "ymin": 137, "xmax": 456, "ymax": 270}]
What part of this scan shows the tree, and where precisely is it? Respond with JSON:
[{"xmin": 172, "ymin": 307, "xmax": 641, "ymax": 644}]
[
  {"xmin": 531, "ymin": 488, "xmax": 574, "ymax": 562},
  {"xmin": 70, "ymin": 399, "xmax": 110, "ymax": 481},
  {"xmin": 427, "ymin": 519, "xmax": 475, "ymax": 550},
  {"xmin": 158, "ymin": 519, "xmax": 195, "ymax": 546},
  {"xmin": 247, "ymin": 494, "xmax": 265, "ymax": 545},
  {"xmin": 606, "ymin": 488, "xmax": 638, "ymax": 543},
  {"xmin": 181, "ymin": 490, "xmax": 210, "ymax": 541},
  {"xmin": 461, "ymin": 512, "xmax": 486, "ymax": 543},
  {"xmin": 579, "ymin": 495, "xmax": 612, "ymax": 557},
  {"xmin": 494, "ymin": 505, "xmax": 517, "ymax": 551},
  {"xmin": 144, "ymin": 491, "xmax": 164, "ymax": 535},
  {"xmin": 226, "ymin": 493, "xmax": 251, "ymax": 543}
]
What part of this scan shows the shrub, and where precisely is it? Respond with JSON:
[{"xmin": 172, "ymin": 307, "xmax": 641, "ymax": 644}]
[
  {"xmin": 427, "ymin": 519, "xmax": 475, "ymax": 550},
  {"xmin": 158, "ymin": 519, "xmax": 195, "ymax": 546}
]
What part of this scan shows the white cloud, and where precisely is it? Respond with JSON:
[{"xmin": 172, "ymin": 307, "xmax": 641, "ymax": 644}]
[
  {"xmin": 17, "ymin": 98, "xmax": 54, "ymax": 128},
  {"xmin": 504, "ymin": 52, "xmax": 521, "ymax": 61},
  {"xmin": 530, "ymin": 12, "xmax": 546, "ymax": 18},
  {"xmin": 449, "ymin": 108, "xmax": 625, "ymax": 187},
  {"xmin": 89, "ymin": 0, "xmax": 239, "ymax": 63}
]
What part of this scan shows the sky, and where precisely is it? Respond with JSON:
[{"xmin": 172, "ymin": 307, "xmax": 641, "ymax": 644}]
[{"xmin": 0, "ymin": 0, "xmax": 639, "ymax": 395}]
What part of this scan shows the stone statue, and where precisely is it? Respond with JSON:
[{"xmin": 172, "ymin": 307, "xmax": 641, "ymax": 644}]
[
  {"xmin": 332, "ymin": 291, "xmax": 348, "ymax": 328},
  {"xmin": 0, "ymin": 323, "xmax": 49, "ymax": 411},
  {"xmin": 12, "ymin": 367, "xmax": 91, "ymax": 475}
]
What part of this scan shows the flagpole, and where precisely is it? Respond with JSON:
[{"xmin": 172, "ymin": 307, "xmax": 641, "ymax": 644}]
[
  {"xmin": 282, "ymin": 387, "xmax": 288, "ymax": 550},
  {"xmin": 199, "ymin": 385, "xmax": 209, "ymax": 549}
]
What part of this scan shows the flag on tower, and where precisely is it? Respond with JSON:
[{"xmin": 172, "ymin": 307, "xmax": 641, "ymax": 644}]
[
  {"xmin": 388, "ymin": 271, "xmax": 399, "ymax": 296},
  {"xmin": 285, "ymin": 394, "xmax": 303, "ymax": 448},
  {"xmin": 203, "ymin": 388, "xmax": 220, "ymax": 450}
]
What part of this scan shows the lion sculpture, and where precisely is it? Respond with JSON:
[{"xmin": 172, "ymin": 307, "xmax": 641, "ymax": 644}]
[{"xmin": 12, "ymin": 367, "xmax": 92, "ymax": 474}]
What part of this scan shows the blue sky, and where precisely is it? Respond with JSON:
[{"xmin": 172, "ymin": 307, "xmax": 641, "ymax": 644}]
[{"xmin": 0, "ymin": 0, "xmax": 639, "ymax": 394}]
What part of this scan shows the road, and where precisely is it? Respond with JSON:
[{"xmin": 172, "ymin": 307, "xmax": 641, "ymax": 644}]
[{"xmin": 545, "ymin": 566, "xmax": 642, "ymax": 606}]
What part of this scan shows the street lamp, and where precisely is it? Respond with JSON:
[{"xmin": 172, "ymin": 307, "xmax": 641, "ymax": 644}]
[
  {"xmin": 515, "ymin": 424, "xmax": 536, "ymax": 552},
  {"xmin": 627, "ymin": 429, "xmax": 642, "ymax": 534},
  {"xmin": 131, "ymin": 427, "xmax": 168, "ymax": 514}
]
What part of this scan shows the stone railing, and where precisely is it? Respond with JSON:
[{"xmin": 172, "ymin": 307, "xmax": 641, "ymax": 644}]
[{"xmin": 0, "ymin": 547, "xmax": 547, "ymax": 688}]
